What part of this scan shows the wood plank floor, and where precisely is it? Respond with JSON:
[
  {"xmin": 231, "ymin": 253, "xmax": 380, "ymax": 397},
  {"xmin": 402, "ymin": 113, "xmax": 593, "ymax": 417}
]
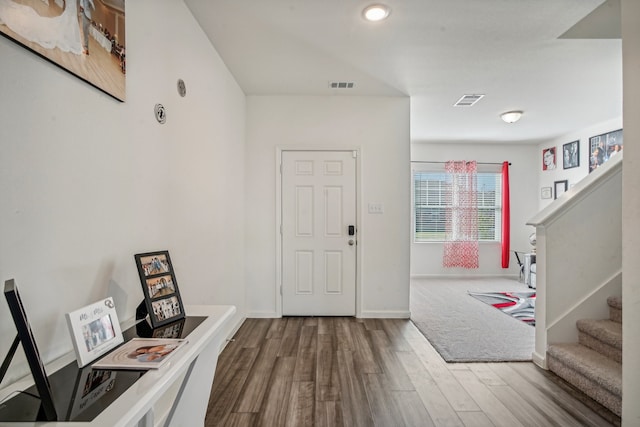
[{"xmin": 205, "ymin": 317, "xmax": 620, "ymax": 427}]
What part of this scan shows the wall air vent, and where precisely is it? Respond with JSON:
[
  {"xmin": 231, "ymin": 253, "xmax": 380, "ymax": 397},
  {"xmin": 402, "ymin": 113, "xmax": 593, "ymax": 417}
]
[
  {"xmin": 329, "ymin": 82, "xmax": 355, "ymax": 89},
  {"xmin": 454, "ymin": 94, "xmax": 485, "ymax": 107}
]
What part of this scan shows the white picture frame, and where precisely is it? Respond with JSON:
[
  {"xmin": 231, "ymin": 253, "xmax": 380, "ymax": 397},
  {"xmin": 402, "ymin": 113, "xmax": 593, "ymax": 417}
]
[{"xmin": 66, "ymin": 297, "xmax": 124, "ymax": 367}]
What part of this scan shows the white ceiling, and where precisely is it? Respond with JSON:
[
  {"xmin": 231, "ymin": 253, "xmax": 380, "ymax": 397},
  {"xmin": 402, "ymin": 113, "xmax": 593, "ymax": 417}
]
[{"xmin": 184, "ymin": 0, "xmax": 622, "ymax": 144}]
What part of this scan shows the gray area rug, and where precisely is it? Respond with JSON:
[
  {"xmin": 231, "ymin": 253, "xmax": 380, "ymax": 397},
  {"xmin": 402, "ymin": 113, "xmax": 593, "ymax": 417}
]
[{"xmin": 410, "ymin": 278, "xmax": 535, "ymax": 362}]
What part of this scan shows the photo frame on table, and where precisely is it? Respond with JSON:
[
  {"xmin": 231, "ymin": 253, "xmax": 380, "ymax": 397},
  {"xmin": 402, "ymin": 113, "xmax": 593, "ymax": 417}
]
[
  {"xmin": 0, "ymin": 0, "xmax": 126, "ymax": 101},
  {"xmin": 554, "ymin": 180, "xmax": 568, "ymax": 200},
  {"xmin": 3, "ymin": 279, "xmax": 57, "ymax": 421},
  {"xmin": 541, "ymin": 187, "xmax": 552, "ymax": 200},
  {"xmin": 562, "ymin": 140, "xmax": 580, "ymax": 169},
  {"xmin": 65, "ymin": 297, "xmax": 124, "ymax": 367},
  {"xmin": 589, "ymin": 129, "xmax": 623, "ymax": 173},
  {"xmin": 134, "ymin": 251, "xmax": 185, "ymax": 328}
]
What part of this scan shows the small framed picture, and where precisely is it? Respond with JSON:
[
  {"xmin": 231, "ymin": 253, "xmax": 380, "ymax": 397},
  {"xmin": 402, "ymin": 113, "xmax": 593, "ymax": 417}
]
[
  {"xmin": 554, "ymin": 180, "xmax": 568, "ymax": 200},
  {"xmin": 541, "ymin": 187, "xmax": 552, "ymax": 199},
  {"xmin": 562, "ymin": 140, "xmax": 580, "ymax": 169},
  {"xmin": 65, "ymin": 297, "xmax": 124, "ymax": 367},
  {"xmin": 134, "ymin": 250, "xmax": 186, "ymax": 328},
  {"xmin": 542, "ymin": 147, "xmax": 557, "ymax": 171}
]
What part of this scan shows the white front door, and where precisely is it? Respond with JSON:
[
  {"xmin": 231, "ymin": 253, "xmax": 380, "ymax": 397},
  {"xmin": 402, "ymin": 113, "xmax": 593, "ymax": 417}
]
[{"xmin": 281, "ymin": 150, "xmax": 357, "ymax": 315}]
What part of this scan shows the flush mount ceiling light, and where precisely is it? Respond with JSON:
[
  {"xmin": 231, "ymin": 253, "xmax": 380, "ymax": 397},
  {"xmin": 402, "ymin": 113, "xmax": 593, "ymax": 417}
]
[
  {"xmin": 363, "ymin": 4, "xmax": 390, "ymax": 22},
  {"xmin": 501, "ymin": 111, "xmax": 523, "ymax": 123}
]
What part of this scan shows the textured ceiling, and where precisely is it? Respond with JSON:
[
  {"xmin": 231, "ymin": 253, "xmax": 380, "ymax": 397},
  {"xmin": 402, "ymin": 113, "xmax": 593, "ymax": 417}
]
[{"xmin": 184, "ymin": 0, "xmax": 622, "ymax": 144}]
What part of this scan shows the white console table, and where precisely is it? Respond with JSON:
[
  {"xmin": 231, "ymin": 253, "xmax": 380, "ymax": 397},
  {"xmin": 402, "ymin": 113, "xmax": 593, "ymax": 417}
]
[{"xmin": 0, "ymin": 305, "xmax": 236, "ymax": 427}]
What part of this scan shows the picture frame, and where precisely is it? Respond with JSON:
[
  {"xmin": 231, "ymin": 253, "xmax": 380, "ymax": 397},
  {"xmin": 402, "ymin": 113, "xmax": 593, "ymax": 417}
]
[
  {"xmin": 562, "ymin": 140, "xmax": 580, "ymax": 169},
  {"xmin": 3, "ymin": 279, "xmax": 57, "ymax": 421},
  {"xmin": 589, "ymin": 129, "xmax": 623, "ymax": 173},
  {"xmin": 541, "ymin": 187, "xmax": 552, "ymax": 199},
  {"xmin": 65, "ymin": 297, "xmax": 124, "ymax": 367},
  {"xmin": 0, "ymin": 0, "xmax": 126, "ymax": 101},
  {"xmin": 554, "ymin": 180, "xmax": 568, "ymax": 200},
  {"xmin": 134, "ymin": 251, "xmax": 185, "ymax": 328},
  {"xmin": 542, "ymin": 146, "xmax": 557, "ymax": 171}
]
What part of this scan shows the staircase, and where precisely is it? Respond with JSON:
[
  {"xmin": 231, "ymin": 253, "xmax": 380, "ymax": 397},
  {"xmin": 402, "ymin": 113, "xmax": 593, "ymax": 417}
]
[{"xmin": 547, "ymin": 296, "xmax": 622, "ymax": 417}]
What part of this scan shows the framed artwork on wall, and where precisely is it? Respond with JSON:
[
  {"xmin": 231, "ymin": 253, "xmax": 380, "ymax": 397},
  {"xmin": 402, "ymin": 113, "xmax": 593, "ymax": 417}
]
[
  {"xmin": 554, "ymin": 180, "xmax": 568, "ymax": 199},
  {"xmin": 0, "ymin": 0, "xmax": 126, "ymax": 101},
  {"xmin": 542, "ymin": 146, "xmax": 557, "ymax": 171},
  {"xmin": 541, "ymin": 187, "xmax": 552, "ymax": 199},
  {"xmin": 589, "ymin": 129, "xmax": 623, "ymax": 173},
  {"xmin": 562, "ymin": 140, "xmax": 580, "ymax": 169},
  {"xmin": 134, "ymin": 250, "xmax": 186, "ymax": 328}
]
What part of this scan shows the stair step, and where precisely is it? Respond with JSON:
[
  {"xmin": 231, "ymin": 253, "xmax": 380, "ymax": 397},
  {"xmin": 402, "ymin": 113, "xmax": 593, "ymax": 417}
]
[
  {"xmin": 576, "ymin": 319, "xmax": 622, "ymax": 362},
  {"xmin": 547, "ymin": 343, "xmax": 621, "ymax": 416},
  {"xmin": 607, "ymin": 296, "xmax": 622, "ymax": 323}
]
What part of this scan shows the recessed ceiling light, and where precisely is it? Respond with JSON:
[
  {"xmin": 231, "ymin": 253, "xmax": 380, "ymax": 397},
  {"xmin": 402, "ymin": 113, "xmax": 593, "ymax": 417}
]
[
  {"xmin": 363, "ymin": 4, "xmax": 390, "ymax": 22},
  {"xmin": 501, "ymin": 111, "xmax": 524, "ymax": 123}
]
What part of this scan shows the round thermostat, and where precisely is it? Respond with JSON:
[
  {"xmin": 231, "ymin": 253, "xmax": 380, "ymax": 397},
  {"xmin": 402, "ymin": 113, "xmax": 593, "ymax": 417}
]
[
  {"xmin": 177, "ymin": 79, "xmax": 186, "ymax": 97},
  {"xmin": 154, "ymin": 103, "xmax": 166, "ymax": 124}
]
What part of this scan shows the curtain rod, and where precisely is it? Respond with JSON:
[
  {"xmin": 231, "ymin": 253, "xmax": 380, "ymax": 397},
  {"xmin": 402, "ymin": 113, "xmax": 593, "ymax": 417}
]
[{"xmin": 411, "ymin": 161, "xmax": 511, "ymax": 165}]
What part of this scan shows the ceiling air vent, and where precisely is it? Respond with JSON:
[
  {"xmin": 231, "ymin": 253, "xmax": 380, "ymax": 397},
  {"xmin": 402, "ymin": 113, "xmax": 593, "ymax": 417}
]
[
  {"xmin": 329, "ymin": 82, "xmax": 355, "ymax": 89},
  {"xmin": 454, "ymin": 94, "xmax": 485, "ymax": 107}
]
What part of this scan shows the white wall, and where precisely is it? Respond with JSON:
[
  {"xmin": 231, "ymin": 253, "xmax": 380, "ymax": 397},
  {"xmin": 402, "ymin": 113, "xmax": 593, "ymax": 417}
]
[
  {"xmin": 536, "ymin": 117, "xmax": 623, "ymax": 211},
  {"xmin": 0, "ymin": 0, "xmax": 246, "ymax": 384},
  {"xmin": 621, "ymin": 0, "xmax": 640, "ymax": 423},
  {"xmin": 245, "ymin": 96, "xmax": 411, "ymax": 318},
  {"xmin": 410, "ymin": 142, "xmax": 538, "ymax": 277}
]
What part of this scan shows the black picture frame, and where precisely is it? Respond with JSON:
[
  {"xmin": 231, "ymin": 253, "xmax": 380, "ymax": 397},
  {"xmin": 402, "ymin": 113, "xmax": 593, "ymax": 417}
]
[
  {"xmin": 589, "ymin": 129, "xmax": 623, "ymax": 173},
  {"xmin": 562, "ymin": 140, "xmax": 580, "ymax": 169},
  {"xmin": 3, "ymin": 279, "xmax": 58, "ymax": 421},
  {"xmin": 134, "ymin": 251, "xmax": 185, "ymax": 328},
  {"xmin": 554, "ymin": 180, "xmax": 568, "ymax": 200},
  {"xmin": 0, "ymin": 1, "xmax": 126, "ymax": 101}
]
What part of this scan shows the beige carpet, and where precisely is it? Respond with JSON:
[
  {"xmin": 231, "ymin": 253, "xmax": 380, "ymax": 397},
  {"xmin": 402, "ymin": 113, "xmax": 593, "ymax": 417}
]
[{"xmin": 410, "ymin": 277, "xmax": 535, "ymax": 362}]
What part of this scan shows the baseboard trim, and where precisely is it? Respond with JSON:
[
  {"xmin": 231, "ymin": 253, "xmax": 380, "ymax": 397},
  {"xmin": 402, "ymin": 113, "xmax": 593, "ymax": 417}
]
[
  {"xmin": 358, "ymin": 310, "xmax": 410, "ymax": 319},
  {"xmin": 532, "ymin": 351, "xmax": 548, "ymax": 369},
  {"xmin": 246, "ymin": 311, "xmax": 279, "ymax": 318},
  {"xmin": 411, "ymin": 274, "xmax": 519, "ymax": 280}
]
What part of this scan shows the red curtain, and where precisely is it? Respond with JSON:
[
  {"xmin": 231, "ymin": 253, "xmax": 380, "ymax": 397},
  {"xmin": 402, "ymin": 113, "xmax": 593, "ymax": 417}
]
[
  {"xmin": 501, "ymin": 161, "xmax": 510, "ymax": 268},
  {"xmin": 443, "ymin": 161, "xmax": 479, "ymax": 269}
]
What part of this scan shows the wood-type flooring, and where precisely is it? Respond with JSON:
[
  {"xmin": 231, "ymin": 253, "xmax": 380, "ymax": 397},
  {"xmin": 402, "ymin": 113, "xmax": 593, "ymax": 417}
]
[{"xmin": 205, "ymin": 317, "xmax": 619, "ymax": 426}]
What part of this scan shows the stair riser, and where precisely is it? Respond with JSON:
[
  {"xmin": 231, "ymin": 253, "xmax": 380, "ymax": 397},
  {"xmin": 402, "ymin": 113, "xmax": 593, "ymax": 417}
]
[
  {"xmin": 548, "ymin": 356, "xmax": 621, "ymax": 417},
  {"xmin": 609, "ymin": 306, "xmax": 622, "ymax": 323},
  {"xmin": 578, "ymin": 332, "xmax": 622, "ymax": 363}
]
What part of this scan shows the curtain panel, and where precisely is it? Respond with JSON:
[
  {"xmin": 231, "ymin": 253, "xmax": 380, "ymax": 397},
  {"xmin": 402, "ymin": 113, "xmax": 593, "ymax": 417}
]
[{"xmin": 443, "ymin": 160, "xmax": 479, "ymax": 269}]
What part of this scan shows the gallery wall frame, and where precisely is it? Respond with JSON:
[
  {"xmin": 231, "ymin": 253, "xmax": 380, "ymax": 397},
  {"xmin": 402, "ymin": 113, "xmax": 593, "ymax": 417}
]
[
  {"xmin": 542, "ymin": 146, "xmax": 557, "ymax": 171},
  {"xmin": 562, "ymin": 140, "xmax": 580, "ymax": 169},
  {"xmin": 541, "ymin": 187, "xmax": 552, "ymax": 199},
  {"xmin": 0, "ymin": 0, "xmax": 126, "ymax": 101},
  {"xmin": 589, "ymin": 129, "xmax": 623, "ymax": 173},
  {"xmin": 554, "ymin": 180, "xmax": 568, "ymax": 200},
  {"xmin": 134, "ymin": 250, "xmax": 186, "ymax": 328}
]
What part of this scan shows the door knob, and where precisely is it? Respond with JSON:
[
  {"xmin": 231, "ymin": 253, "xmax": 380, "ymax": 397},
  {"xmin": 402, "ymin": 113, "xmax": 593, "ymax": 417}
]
[{"xmin": 348, "ymin": 239, "xmax": 355, "ymax": 246}]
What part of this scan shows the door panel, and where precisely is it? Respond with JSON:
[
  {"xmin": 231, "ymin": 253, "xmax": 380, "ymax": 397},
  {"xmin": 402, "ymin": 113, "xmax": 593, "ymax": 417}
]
[{"xmin": 282, "ymin": 151, "xmax": 356, "ymax": 316}]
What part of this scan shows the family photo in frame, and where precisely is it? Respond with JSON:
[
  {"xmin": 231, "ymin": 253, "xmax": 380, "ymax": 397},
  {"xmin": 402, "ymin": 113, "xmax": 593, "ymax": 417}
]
[
  {"xmin": 134, "ymin": 251, "xmax": 185, "ymax": 328},
  {"xmin": 589, "ymin": 129, "xmax": 623, "ymax": 173}
]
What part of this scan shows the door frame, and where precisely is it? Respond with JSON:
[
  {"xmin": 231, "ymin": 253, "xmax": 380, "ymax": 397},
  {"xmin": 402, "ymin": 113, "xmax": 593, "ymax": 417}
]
[{"xmin": 275, "ymin": 146, "xmax": 362, "ymax": 318}]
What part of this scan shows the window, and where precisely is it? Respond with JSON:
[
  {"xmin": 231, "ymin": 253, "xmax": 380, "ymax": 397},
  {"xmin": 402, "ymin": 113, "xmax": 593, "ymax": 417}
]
[{"xmin": 413, "ymin": 169, "xmax": 502, "ymax": 242}]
